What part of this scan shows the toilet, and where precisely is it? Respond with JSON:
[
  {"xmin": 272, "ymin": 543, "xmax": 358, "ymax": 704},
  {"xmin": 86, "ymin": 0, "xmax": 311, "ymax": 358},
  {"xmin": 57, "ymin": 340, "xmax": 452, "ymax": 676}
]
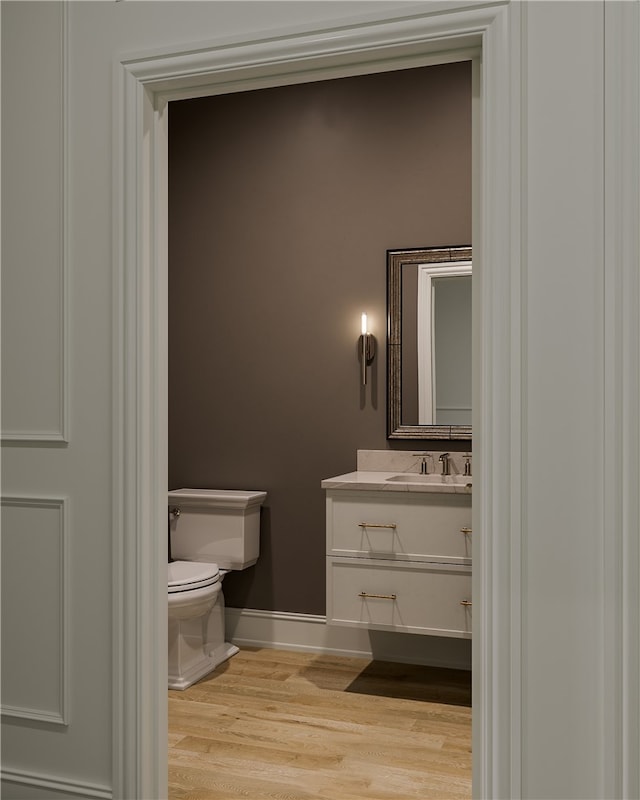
[{"xmin": 167, "ymin": 488, "xmax": 267, "ymax": 691}]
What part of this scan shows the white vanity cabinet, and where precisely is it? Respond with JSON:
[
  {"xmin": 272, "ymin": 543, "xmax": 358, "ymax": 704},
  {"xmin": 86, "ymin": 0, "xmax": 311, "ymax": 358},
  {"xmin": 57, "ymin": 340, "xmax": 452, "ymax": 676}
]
[{"xmin": 325, "ymin": 488, "xmax": 472, "ymax": 638}]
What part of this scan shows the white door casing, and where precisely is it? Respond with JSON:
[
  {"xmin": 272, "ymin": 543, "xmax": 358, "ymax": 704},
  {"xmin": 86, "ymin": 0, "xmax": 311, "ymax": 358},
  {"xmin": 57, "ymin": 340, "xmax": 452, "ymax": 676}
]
[{"xmin": 114, "ymin": 5, "xmax": 517, "ymax": 798}]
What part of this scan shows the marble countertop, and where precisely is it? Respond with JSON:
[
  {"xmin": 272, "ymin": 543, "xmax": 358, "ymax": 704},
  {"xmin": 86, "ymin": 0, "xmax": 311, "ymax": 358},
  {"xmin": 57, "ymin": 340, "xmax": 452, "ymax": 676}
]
[{"xmin": 321, "ymin": 470, "xmax": 472, "ymax": 495}]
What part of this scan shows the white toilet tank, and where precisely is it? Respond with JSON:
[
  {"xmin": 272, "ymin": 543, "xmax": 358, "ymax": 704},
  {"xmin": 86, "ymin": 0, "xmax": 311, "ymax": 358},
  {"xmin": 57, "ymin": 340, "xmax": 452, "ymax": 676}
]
[{"xmin": 168, "ymin": 488, "xmax": 267, "ymax": 569}]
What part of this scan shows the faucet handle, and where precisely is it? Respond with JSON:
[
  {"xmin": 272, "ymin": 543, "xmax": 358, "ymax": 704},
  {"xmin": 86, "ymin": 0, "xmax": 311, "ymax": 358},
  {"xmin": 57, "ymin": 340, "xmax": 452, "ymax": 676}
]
[
  {"xmin": 438, "ymin": 452, "xmax": 450, "ymax": 475},
  {"xmin": 413, "ymin": 453, "xmax": 434, "ymax": 474}
]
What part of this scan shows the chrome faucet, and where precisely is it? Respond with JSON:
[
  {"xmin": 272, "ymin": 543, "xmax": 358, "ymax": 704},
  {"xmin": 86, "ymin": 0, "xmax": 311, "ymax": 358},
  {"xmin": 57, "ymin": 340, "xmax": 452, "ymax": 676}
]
[{"xmin": 439, "ymin": 452, "xmax": 450, "ymax": 475}]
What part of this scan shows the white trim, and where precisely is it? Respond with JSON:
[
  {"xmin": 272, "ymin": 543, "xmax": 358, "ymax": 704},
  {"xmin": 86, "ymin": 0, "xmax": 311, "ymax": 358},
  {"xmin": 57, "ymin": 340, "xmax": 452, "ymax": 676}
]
[
  {"xmin": 0, "ymin": 432, "xmax": 68, "ymax": 443},
  {"xmin": 1, "ymin": 4, "xmax": 69, "ymax": 445},
  {"xmin": 1, "ymin": 768, "xmax": 111, "ymax": 800},
  {"xmin": 60, "ymin": 0, "xmax": 70, "ymax": 443},
  {"xmin": 603, "ymin": 3, "xmax": 640, "ymax": 798},
  {"xmin": 0, "ymin": 706, "xmax": 67, "ymax": 726},
  {"xmin": 226, "ymin": 607, "xmax": 472, "ymax": 671},
  {"xmin": 471, "ymin": 4, "xmax": 522, "ymax": 798},
  {"xmin": 0, "ymin": 496, "xmax": 70, "ymax": 727},
  {"xmin": 114, "ymin": 4, "xmax": 517, "ymax": 798},
  {"xmin": 120, "ymin": 6, "xmax": 496, "ymax": 98},
  {"xmin": 112, "ymin": 61, "xmax": 169, "ymax": 800}
]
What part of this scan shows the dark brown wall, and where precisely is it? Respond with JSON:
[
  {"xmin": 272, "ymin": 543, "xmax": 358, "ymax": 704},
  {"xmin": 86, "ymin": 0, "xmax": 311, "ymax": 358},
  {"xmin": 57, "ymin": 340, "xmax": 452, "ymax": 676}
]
[{"xmin": 168, "ymin": 62, "xmax": 471, "ymax": 615}]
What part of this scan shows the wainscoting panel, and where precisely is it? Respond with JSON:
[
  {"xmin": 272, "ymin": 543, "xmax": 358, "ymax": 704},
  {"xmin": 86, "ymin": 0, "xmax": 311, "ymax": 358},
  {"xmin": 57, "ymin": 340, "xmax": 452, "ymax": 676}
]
[
  {"xmin": 1, "ymin": 497, "xmax": 69, "ymax": 725},
  {"xmin": 0, "ymin": 769, "xmax": 111, "ymax": 800},
  {"xmin": 0, "ymin": 1, "xmax": 68, "ymax": 442}
]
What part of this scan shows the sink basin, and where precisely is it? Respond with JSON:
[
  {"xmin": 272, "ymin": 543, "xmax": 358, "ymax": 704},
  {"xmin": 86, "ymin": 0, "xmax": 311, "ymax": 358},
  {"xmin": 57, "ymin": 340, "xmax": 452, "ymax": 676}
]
[{"xmin": 386, "ymin": 473, "xmax": 472, "ymax": 486}]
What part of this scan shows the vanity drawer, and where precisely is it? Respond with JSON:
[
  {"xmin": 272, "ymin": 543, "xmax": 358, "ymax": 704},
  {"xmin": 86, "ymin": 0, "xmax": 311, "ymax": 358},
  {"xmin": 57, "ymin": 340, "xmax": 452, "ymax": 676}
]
[
  {"xmin": 327, "ymin": 557, "xmax": 472, "ymax": 638},
  {"xmin": 326, "ymin": 491, "xmax": 471, "ymax": 564}
]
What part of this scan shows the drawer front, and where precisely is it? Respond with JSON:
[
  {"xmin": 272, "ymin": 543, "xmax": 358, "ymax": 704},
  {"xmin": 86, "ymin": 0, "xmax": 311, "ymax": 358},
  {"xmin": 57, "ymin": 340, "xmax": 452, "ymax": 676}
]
[
  {"xmin": 327, "ymin": 492, "xmax": 471, "ymax": 564},
  {"xmin": 327, "ymin": 558, "xmax": 472, "ymax": 638}
]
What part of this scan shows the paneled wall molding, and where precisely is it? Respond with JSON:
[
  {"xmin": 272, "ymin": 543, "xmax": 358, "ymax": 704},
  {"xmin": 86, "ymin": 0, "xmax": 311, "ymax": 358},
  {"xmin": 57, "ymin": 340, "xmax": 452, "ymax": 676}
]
[
  {"xmin": 1, "ymin": 3, "xmax": 69, "ymax": 444},
  {"xmin": 1, "ymin": 768, "xmax": 111, "ymax": 800},
  {"xmin": 225, "ymin": 607, "xmax": 471, "ymax": 670},
  {"xmin": 114, "ymin": 4, "xmax": 517, "ymax": 798},
  {"xmin": 0, "ymin": 496, "xmax": 70, "ymax": 726},
  {"xmin": 1, "ymin": 704, "xmax": 68, "ymax": 728}
]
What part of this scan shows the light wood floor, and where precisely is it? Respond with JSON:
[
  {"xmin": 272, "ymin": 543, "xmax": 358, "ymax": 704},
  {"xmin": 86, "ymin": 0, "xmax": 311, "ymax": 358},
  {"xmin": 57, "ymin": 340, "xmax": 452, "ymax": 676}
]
[{"xmin": 168, "ymin": 647, "xmax": 472, "ymax": 800}]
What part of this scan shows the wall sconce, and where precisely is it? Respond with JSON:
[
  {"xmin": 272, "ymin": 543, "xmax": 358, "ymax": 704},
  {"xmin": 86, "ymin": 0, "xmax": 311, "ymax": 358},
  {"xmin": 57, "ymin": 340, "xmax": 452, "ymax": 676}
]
[{"xmin": 360, "ymin": 313, "xmax": 376, "ymax": 385}]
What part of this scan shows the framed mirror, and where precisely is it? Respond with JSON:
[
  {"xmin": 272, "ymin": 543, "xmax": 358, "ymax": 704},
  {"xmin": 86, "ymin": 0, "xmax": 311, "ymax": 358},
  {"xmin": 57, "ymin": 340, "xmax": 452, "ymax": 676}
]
[{"xmin": 387, "ymin": 246, "xmax": 472, "ymax": 440}]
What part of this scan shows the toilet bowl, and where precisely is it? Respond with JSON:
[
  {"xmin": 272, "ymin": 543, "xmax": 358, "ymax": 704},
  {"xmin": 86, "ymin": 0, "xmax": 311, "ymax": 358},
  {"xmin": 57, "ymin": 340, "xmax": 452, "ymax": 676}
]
[
  {"xmin": 167, "ymin": 488, "xmax": 266, "ymax": 690},
  {"xmin": 167, "ymin": 560, "xmax": 238, "ymax": 690},
  {"xmin": 168, "ymin": 560, "xmax": 221, "ymax": 619}
]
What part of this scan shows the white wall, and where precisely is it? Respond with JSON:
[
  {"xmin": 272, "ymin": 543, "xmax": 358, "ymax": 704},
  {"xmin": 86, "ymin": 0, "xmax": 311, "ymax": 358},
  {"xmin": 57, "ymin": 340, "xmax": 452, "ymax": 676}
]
[
  {"xmin": 2, "ymin": 4, "xmax": 113, "ymax": 797},
  {"xmin": 2, "ymin": 2, "xmax": 639, "ymax": 799}
]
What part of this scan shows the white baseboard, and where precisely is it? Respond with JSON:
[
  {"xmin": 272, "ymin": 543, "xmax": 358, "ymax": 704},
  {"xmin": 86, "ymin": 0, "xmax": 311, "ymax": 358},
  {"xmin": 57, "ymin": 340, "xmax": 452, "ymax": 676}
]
[
  {"xmin": 1, "ymin": 769, "xmax": 111, "ymax": 800},
  {"xmin": 225, "ymin": 607, "xmax": 472, "ymax": 671}
]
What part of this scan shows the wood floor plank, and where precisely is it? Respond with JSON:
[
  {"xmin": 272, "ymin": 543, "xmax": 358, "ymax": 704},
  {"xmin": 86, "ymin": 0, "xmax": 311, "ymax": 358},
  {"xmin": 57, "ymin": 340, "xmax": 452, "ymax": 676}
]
[{"xmin": 169, "ymin": 647, "xmax": 471, "ymax": 800}]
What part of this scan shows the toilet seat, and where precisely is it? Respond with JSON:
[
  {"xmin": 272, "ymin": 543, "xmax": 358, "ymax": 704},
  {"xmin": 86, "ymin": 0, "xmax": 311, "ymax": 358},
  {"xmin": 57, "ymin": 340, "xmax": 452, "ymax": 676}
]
[{"xmin": 168, "ymin": 560, "xmax": 220, "ymax": 593}]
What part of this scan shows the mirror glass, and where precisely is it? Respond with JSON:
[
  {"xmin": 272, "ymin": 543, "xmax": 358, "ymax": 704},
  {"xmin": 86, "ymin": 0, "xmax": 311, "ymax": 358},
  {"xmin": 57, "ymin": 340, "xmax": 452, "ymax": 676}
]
[{"xmin": 388, "ymin": 246, "xmax": 472, "ymax": 440}]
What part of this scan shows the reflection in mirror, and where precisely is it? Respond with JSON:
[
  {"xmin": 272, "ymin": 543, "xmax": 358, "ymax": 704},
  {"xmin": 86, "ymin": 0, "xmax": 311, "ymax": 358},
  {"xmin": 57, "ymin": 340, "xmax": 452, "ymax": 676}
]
[
  {"xmin": 419, "ymin": 264, "xmax": 472, "ymax": 424},
  {"xmin": 388, "ymin": 246, "xmax": 472, "ymax": 440}
]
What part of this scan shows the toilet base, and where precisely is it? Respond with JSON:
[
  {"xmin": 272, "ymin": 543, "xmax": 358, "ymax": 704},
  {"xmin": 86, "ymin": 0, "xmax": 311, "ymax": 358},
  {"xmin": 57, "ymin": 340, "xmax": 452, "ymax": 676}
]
[
  {"xmin": 168, "ymin": 640, "xmax": 239, "ymax": 691},
  {"xmin": 168, "ymin": 568, "xmax": 239, "ymax": 690},
  {"xmin": 208, "ymin": 640, "xmax": 239, "ymax": 667}
]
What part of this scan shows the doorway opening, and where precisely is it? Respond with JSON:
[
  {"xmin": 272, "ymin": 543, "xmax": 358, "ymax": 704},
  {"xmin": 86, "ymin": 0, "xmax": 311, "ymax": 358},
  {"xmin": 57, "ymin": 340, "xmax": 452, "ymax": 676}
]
[{"xmin": 166, "ymin": 59, "xmax": 473, "ymax": 798}]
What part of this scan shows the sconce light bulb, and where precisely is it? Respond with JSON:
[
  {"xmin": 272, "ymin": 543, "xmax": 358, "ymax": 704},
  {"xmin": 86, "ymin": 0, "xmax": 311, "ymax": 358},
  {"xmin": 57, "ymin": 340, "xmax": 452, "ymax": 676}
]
[{"xmin": 361, "ymin": 313, "xmax": 368, "ymax": 336}]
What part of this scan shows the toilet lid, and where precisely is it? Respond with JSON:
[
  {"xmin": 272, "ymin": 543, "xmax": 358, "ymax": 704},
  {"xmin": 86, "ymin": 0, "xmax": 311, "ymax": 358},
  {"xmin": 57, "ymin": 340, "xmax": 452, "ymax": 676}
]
[{"xmin": 168, "ymin": 560, "xmax": 220, "ymax": 592}]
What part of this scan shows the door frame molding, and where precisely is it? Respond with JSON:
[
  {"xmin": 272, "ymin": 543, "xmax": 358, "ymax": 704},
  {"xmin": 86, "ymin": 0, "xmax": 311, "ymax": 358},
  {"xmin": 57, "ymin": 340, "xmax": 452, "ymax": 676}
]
[{"xmin": 113, "ymin": 3, "xmax": 521, "ymax": 797}]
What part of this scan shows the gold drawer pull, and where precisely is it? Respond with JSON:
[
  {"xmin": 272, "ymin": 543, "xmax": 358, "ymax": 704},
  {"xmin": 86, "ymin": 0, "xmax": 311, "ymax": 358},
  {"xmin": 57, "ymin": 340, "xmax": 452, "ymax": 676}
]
[
  {"xmin": 358, "ymin": 522, "xmax": 397, "ymax": 529},
  {"xmin": 460, "ymin": 600, "xmax": 472, "ymax": 606},
  {"xmin": 359, "ymin": 591, "xmax": 397, "ymax": 600},
  {"xmin": 460, "ymin": 527, "xmax": 472, "ymax": 534}
]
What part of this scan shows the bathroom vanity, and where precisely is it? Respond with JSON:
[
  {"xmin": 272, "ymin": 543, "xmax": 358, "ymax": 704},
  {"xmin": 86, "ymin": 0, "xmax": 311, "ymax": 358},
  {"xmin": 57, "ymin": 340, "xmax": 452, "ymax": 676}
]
[{"xmin": 323, "ymin": 451, "xmax": 472, "ymax": 639}]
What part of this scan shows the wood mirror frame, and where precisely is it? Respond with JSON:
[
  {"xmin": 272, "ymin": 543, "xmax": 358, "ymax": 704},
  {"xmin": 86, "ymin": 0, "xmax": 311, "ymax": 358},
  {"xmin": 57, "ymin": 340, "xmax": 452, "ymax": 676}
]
[{"xmin": 387, "ymin": 245, "xmax": 473, "ymax": 440}]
